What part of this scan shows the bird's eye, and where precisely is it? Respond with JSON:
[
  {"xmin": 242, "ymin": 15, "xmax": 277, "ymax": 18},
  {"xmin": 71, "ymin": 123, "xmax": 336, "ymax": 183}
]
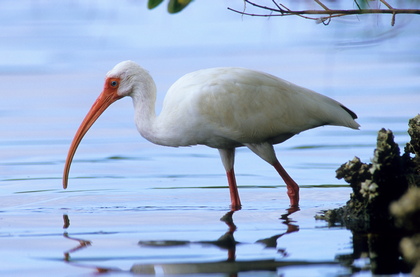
[{"xmin": 110, "ymin": 80, "xmax": 119, "ymax": 87}]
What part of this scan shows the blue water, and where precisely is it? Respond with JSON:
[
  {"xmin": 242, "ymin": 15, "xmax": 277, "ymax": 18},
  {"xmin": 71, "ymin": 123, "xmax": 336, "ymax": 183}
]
[{"xmin": 1, "ymin": 1, "xmax": 419, "ymax": 276}]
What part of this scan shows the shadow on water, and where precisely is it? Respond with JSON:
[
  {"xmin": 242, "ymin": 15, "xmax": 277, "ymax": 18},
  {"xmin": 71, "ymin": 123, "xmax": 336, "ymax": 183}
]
[{"xmin": 61, "ymin": 208, "xmax": 342, "ymax": 276}]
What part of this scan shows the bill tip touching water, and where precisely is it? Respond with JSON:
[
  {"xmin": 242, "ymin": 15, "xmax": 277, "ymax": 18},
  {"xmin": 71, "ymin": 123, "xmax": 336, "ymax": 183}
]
[{"xmin": 63, "ymin": 60, "xmax": 360, "ymax": 209}]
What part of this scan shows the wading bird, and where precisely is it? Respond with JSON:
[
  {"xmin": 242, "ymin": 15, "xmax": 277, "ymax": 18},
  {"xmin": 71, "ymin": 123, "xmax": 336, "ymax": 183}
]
[{"xmin": 63, "ymin": 61, "xmax": 359, "ymax": 209}]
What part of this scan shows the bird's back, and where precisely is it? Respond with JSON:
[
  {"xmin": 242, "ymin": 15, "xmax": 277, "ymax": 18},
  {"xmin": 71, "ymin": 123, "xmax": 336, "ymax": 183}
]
[{"xmin": 158, "ymin": 67, "xmax": 359, "ymax": 148}]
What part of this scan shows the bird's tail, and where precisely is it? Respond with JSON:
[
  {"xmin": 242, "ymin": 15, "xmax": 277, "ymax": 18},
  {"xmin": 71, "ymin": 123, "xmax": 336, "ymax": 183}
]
[{"xmin": 336, "ymin": 104, "xmax": 360, "ymax": 130}]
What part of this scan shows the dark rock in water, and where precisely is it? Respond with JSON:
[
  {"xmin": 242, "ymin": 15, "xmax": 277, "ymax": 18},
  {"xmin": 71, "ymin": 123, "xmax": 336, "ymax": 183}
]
[
  {"xmin": 316, "ymin": 114, "xmax": 420, "ymax": 275},
  {"xmin": 317, "ymin": 115, "xmax": 420, "ymax": 231},
  {"xmin": 396, "ymin": 115, "xmax": 420, "ymax": 275},
  {"xmin": 317, "ymin": 128, "xmax": 409, "ymax": 232},
  {"xmin": 404, "ymin": 115, "xmax": 420, "ymax": 188}
]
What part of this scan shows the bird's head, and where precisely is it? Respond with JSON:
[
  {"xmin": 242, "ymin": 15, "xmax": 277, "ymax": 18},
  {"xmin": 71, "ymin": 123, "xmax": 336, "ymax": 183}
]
[
  {"xmin": 105, "ymin": 60, "xmax": 152, "ymax": 98},
  {"xmin": 62, "ymin": 60, "xmax": 151, "ymax": 189}
]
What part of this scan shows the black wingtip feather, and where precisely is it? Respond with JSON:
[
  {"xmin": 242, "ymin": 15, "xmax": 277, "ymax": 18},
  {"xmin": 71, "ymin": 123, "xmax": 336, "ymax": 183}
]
[{"xmin": 340, "ymin": 105, "xmax": 358, "ymax": 119}]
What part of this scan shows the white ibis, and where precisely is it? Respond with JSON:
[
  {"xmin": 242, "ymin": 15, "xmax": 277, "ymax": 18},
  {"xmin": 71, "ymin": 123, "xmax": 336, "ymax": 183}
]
[{"xmin": 63, "ymin": 61, "xmax": 360, "ymax": 209}]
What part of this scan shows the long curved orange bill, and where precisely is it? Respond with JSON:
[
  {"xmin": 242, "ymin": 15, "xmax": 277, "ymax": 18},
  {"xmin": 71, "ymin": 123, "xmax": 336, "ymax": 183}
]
[{"xmin": 63, "ymin": 78, "xmax": 122, "ymax": 189}]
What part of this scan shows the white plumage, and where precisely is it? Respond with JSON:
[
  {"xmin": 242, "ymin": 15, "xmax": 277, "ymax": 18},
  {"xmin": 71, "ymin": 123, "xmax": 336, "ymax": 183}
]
[{"xmin": 63, "ymin": 61, "xmax": 359, "ymax": 209}]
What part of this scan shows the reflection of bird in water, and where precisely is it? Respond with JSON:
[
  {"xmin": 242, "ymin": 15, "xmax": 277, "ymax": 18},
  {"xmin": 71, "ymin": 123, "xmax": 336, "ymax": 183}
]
[
  {"xmin": 63, "ymin": 210, "xmax": 332, "ymax": 276},
  {"xmin": 137, "ymin": 210, "xmax": 238, "ymax": 260},
  {"xmin": 63, "ymin": 61, "xmax": 359, "ymax": 209},
  {"xmin": 138, "ymin": 208, "xmax": 299, "ymax": 260},
  {"xmin": 134, "ymin": 209, "xmax": 302, "ymax": 275},
  {"xmin": 62, "ymin": 215, "xmax": 92, "ymax": 262},
  {"xmin": 257, "ymin": 208, "xmax": 299, "ymax": 255}
]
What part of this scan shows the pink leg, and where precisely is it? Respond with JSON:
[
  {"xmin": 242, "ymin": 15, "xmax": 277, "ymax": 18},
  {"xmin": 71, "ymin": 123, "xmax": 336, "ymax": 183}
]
[
  {"xmin": 226, "ymin": 168, "xmax": 242, "ymax": 209},
  {"xmin": 273, "ymin": 161, "xmax": 299, "ymax": 208}
]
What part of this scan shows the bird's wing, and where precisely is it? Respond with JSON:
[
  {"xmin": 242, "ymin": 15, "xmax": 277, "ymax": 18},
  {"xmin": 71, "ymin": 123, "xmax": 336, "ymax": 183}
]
[{"xmin": 161, "ymin": 67, "xmax": 359, "ymax": 148}]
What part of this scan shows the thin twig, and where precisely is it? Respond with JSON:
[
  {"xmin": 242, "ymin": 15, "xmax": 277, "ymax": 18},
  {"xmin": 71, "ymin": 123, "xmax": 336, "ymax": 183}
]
[
  {"xmin": 271, "ymin": 0, "xmax": 285, "ymax": 15},
  {"xmin": 228, "ymin": 7, "xmax": 420, "ymax": 16},
  {"xmin": 314, "ymin": 0, "xmax": 332, "ymax": 24},
  {"xmin": 354, "ymin": 0, "xmax": 362, "ymax": 11},
  {"xmin": 380, "ymin": 0, "xmax": 396, "ymax": 25},
  {"xmin": 315, "ymin": 0, "xmax": 330, "ymax": 11},
  {"xmin": 278, "ymin": 1, "xmax": 320, "ymax": 21},
  {"xmin": 242, "ymin": 0, "xmax": 280, "ymax": 13},
  {"xmin": 228, "ymin": 0, "xmax": 420, "ymax": 26},
  {"xmin": 380, "ymin": 0, "xmax": 394, "ymax": 10}
]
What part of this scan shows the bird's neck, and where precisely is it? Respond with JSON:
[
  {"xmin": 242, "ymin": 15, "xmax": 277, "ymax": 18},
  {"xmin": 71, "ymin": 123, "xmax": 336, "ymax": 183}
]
[{"xmin": 130, "ymin": 82, "xmax": 166, "ymax": 146}]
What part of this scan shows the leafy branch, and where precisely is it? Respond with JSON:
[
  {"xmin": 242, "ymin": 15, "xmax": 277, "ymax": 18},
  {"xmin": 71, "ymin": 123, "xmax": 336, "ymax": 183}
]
[
  {"xmin": 228, "ymin": 0, "xmax": 420, "ymax": 26},
  {"xmin": 148, "ymin": 0, "xmax": 192, "ymax": 14}
]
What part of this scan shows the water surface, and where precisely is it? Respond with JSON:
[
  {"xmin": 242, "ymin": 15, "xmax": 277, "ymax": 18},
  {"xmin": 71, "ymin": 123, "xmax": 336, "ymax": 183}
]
[{"xmin": 1, "ymin": 1, "xmax": 419, "ymax": 276}]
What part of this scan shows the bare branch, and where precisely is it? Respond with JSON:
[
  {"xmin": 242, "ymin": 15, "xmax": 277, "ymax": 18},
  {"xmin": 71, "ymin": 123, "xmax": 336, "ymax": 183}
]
[
  {"xmin": 314, "ymin": 0, "xmax": 330, "ymax": 11},
  {"xmin": 228, "ymin": 0, "xmax": 420, "ymax": 26},
  {"xmin": 379, "ymin": 0, "xmax": 396, "ymax": 25},
  {"xmin": 380, "ymin": 0, "xmax": 394, "ymax": 10}
]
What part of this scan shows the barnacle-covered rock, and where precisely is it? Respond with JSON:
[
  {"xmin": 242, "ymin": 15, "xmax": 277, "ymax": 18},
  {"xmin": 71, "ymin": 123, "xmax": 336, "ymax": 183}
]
[
  {"xmin": 404, "ymin": 115, "xmax": 420, "ymax": 187},
  {"xmin": 318, "ymin": 128, "xmax": 408, "ymax": 231},
  {"xmin": 316, "ymin": 115, "xmax": 420, "ymax": 275}
]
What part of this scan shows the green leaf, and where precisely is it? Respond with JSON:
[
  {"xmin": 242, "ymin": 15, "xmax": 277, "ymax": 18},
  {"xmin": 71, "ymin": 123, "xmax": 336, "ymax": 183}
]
[
  {"xmin": 168, "ymin": 0, "xmax": 192, "ymax": 13},
  {"xmin": 148, "ymin": 0, "xmax": 164, "ymax": 10}
]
